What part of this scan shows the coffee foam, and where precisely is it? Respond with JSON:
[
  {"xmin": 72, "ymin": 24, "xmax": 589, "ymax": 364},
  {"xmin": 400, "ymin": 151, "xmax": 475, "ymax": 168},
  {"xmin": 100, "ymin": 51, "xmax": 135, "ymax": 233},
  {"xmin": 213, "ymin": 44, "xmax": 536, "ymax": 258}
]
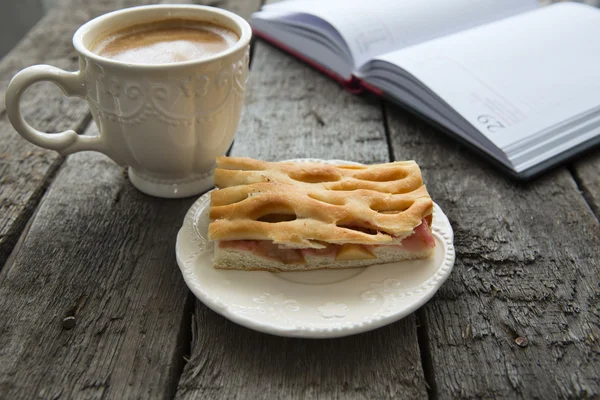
[{"xmin": 92, "ymin": 19, "xmax": 239, "ymax": 64}]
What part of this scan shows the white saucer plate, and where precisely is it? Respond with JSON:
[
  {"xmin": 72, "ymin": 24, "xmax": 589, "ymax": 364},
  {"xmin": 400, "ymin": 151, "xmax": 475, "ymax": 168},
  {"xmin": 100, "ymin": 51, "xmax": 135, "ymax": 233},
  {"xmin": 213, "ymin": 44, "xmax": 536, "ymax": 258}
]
[{"xmin": 176, "ymin": 159, "xmax": 455, "ymax": 338}]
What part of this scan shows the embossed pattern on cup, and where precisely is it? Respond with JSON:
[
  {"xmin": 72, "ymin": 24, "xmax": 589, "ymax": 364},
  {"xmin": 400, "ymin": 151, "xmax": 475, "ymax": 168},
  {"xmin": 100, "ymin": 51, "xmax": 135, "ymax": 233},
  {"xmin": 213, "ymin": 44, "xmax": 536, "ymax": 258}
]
[{"xmin": 84, "ymin": 46, "xmax": 249, "ymax": 180}]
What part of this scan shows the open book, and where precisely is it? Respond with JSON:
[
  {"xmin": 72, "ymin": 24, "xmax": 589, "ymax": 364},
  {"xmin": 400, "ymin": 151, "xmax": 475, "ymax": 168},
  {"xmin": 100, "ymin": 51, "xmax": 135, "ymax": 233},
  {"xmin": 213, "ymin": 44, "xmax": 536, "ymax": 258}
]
[{"xmin": 251, "ymin": 1, "xmax": 600, "ymax": 178}]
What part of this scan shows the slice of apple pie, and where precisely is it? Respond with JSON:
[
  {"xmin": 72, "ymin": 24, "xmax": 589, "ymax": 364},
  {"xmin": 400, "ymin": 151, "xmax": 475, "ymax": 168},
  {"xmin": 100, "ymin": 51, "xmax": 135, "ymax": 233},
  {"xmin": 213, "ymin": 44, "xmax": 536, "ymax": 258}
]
[{"xmin": 208, "ymin": 157, "xmax": 435, "ymax": 272}]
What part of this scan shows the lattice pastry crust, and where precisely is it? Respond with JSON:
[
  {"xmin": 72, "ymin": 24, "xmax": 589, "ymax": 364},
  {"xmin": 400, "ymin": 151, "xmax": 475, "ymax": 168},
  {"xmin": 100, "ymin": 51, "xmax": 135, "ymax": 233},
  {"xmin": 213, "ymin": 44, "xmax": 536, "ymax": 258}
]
[{"xmin": 208, "ymin": 157, "xmax": 433, "ymax": 249}]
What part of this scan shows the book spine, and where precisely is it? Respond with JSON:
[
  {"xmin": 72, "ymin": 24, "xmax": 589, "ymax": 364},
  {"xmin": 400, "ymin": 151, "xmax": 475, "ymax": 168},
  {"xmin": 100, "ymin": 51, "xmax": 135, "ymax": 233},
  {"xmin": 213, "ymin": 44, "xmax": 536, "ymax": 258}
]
[
  {"xmin": 252, "ymin": 28, "xmax": 387, "ymax": 98},
  {"xmin": 342, "ymin": 76, "xmax": 363, "ymax": 94},
  {"xmin": 358, "ymin": 79, "xmax": 384, "ymax": 97},
  {"xmin": 253, "ymin": 27, "xmax": 369, "ymax": 95}
]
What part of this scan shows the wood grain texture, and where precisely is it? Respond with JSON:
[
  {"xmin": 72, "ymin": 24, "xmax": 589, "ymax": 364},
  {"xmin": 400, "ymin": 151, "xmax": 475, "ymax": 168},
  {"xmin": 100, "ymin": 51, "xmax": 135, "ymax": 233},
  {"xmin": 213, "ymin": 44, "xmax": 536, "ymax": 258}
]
[
  {"xmin": 385, "ymin": 106, "xmax": 600, "ymax": 399},
  {"xmin": 179, "ymin": 308, "xmax": 426, "ymax": 400},
  {"xmin": 572, "ymin": 153, "xmax": 600, "ymax": 220},
  {"xmin": 176, "ymin": 41, "xmax": 428, "ymax": 400},
  {"xmin": 0, "ymin": 123, "xmax": 195, "ymax": 399},
  {"xmin": 229, "ymin": 42, "xmax": 390, "ymax": 163},
  {"xmin": 0, "ymin": 0, "xmax": 190, "ymax": 268}
]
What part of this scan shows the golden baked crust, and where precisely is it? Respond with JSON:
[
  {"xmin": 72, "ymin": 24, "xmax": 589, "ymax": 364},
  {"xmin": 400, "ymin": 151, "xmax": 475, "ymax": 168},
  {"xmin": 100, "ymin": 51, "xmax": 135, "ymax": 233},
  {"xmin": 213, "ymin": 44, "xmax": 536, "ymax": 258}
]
[{"xmin": 208, "ymin": 157, "xmax": 433, "ymax": 248}]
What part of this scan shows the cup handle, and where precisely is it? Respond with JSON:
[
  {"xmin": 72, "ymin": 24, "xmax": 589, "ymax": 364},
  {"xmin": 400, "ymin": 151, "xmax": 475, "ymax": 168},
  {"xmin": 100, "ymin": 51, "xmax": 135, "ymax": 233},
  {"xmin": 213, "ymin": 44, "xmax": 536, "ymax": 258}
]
[{"xmin": 5, "ymin": 64, "xmax": 108, "ymax": 156}]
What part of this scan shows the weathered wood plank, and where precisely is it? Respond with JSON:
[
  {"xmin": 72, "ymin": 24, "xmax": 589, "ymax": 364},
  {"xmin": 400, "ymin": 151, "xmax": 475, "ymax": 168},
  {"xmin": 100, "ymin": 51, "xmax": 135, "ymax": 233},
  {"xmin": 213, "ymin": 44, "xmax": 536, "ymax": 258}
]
[
  {"xmin": 0, "ymin": 1, "xmax": 259, "ymax": 398},
  {"xmin": 385, "ymin": 106, "xmax": 600, "ymax": 399},
  {"xmin": 229, "ymin": 46, "xmax": 389, "ymax": 163},
  {"xmin": 181, "ymin": 308, "xmax": 426, "ymax": 400},
  {"xmin": 0, "ymin": 88, "xmax": 88, "ymax": 269},
  {"xmin": 175, "ymin": 41, "xmax": 428, "ymax": 400},
  {"xmin": 0, "ymin": 1, "xmax": 91, "ymax": 266},
  {"xmin": 0, "ymin": 123, "xmax": 195, "ymax": 399},
  {"xmin": 572, "ymin": 154, "xmax": 600, "ymax": 220},
  {"xmin": 0, "ymin": 0, "xmax": 192, "ymax": 269}
]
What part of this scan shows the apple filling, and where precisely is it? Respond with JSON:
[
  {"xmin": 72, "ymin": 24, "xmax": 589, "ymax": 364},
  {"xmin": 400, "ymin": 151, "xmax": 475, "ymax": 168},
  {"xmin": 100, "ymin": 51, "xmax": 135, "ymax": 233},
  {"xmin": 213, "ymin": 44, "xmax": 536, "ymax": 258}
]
[{"xmin": 218, "ymin": 218, "xmax": 435, "ymax": 264}]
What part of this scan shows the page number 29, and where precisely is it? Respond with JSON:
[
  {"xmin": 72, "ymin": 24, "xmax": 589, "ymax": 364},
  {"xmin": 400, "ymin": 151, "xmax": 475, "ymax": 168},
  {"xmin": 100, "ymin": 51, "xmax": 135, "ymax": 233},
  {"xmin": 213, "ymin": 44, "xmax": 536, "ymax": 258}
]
[{"xmin": 477, "ymin": 115, "xmax": 505, "ymax": 133}]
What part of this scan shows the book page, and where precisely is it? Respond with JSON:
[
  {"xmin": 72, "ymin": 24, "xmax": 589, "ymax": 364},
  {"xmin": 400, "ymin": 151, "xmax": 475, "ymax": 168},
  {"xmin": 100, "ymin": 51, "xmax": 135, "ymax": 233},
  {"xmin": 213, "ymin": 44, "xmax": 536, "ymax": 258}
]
[
  {"xmin": 261, "ymin": 0, "xmax": 537, "ymax": 69},
  {"xmin": 369, "ymin": 2, "xmax": 600, "ymax": 161}
]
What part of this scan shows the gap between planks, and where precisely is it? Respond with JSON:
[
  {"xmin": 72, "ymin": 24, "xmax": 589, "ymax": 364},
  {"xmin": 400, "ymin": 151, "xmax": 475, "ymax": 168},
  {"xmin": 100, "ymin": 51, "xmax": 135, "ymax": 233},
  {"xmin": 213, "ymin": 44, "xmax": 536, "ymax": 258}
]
[
  {"xmin": 1, "ymin": 194, "xmax": 44, "ymax": 278},
  {"xmin": 567, "ymin": 164, "xmax": 600, "ymax": 223},
  {"xmin": 0, "ymin": 112, "xmax": 93, "ymax": 271},
  {"xmin": 381, "ymin": 101, "xmax": 396, "ymax": 163},
  {"xmin": 167, "ymin": 291, "xmax": 196, "ymax": 400},
  {"xmin": 416, "ymin": 308, "xmax": 438, "ymax": 400}
]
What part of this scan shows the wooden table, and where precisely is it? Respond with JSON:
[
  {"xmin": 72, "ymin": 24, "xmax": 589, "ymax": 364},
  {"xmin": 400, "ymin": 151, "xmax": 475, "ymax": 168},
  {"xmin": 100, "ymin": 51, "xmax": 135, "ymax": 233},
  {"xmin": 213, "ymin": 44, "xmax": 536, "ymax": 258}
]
[{"xmin": 1, "ymin": 1, "xmax": 599, "ymax": 399}]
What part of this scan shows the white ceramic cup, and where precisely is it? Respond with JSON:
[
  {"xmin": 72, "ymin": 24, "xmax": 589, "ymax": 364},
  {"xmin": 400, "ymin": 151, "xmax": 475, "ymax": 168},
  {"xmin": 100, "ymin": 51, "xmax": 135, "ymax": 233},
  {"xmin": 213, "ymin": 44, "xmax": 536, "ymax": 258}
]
[{"xmin": 5, "ymin": 5, "xmax": 251, "ymax": 198}]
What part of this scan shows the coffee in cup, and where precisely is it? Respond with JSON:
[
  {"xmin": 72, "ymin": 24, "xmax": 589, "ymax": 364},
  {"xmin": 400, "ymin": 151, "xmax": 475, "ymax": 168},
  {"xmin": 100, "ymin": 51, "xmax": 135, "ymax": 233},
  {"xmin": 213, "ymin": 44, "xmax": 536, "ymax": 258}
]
[{"xmin": 91, "ymin": 19, "xmax": 239, "ymax": 64}]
